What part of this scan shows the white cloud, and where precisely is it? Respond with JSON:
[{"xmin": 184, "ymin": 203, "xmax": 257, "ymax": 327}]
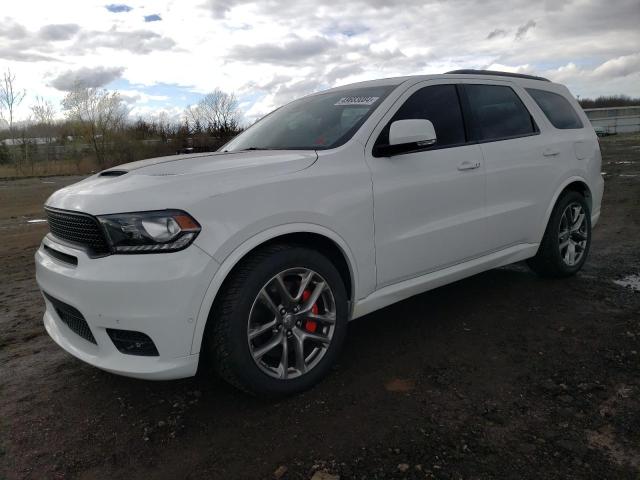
[
  {"xmin": 593, "ymin": 53, "xmax": 640, "ymax": 79},
  {"xmin": 0, "ymin": 0, "xmax": 638, "ymax": 124},
  {"xmin": 542, "ymin": 53, "xmax": 640, "ymax": 98},
  {"xmin": 120, "ymin": 90, "xmax": 170, "ymax": 104},
  {"xmin": 49, "ymin": 66, "xmax": 126, "ymax": 91}
]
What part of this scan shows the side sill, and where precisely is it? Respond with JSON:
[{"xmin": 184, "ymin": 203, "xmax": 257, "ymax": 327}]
[{"xmin": 351, "ymin": 243, "xmax": 539, "ymax": 320}]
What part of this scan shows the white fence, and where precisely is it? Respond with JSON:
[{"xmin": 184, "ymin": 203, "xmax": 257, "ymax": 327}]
[{"xmin": 583, "ymin": 106, "xmax": 640, "ymax": 135}]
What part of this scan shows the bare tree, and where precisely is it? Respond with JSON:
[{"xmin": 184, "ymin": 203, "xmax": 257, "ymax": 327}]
[
  {"xmin": 0, "ymin": 68, "xmax": 26, "ymax": 135},
  {"xmin": 156, "ymin": 111, "xmax": 172, "ymax": 143},
  {"xmin": 185, "ymin": 89, "xmax": 240, "ymax": 134},
  {"xmin": 30, "ymin": 96, "xmax": 57, "ymax": 164},
  {"xmin": 61, "ymin": 85, "xmax": 128, "ymax": 168},
  {"xmin": 30, "ymin": 96, "xmax": 56, "ymax": 126}
]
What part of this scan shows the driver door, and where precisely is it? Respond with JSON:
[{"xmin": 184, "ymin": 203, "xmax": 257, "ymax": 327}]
[{"xmin": 365, "ymin": 81, "xmax": 487, "ymax": 287}]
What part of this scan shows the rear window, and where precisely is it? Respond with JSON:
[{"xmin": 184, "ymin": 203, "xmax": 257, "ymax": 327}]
[
  {"xmin": 526, "ymin": 88, "xmax": 583, "ymax": 129},
  {"xmin": 466, "ymin": 84, "xmax": 538, "ymax": 142}
]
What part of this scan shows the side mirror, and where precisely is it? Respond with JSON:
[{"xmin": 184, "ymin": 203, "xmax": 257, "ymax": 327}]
[
  {"xmin": 389, "ymin": 119, "xmax": 437, "ymax": 147},
  {"xmin": 373, "ymin": 119, "xmax": 437, "ymax": 157}
]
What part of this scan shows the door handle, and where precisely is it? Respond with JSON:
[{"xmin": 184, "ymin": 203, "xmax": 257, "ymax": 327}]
[
  {"xmin": 457, "ymin": 161, "xmax": 481, "ymax": 171},
  {"xmin": 543, "ymin": 149, "xmax": 560, "ymax": 157}
]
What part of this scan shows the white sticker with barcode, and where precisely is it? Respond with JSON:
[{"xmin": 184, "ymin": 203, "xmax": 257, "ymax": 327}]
[{"xmin": 334, "ymin": 96, "xmax": 379, "ymax": 106}]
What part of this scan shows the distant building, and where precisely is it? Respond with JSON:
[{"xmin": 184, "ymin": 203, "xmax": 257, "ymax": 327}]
[
  {"xmin": 583, "ymin": 106, "xmax": 640, "ymax": 135},
  {"xmin": 0, "ymin": 136, "xmax": 75, "ymax": 147},
  {"xmin": 1, "ymin": 137, "xmax": 51, "ymax": 146}
]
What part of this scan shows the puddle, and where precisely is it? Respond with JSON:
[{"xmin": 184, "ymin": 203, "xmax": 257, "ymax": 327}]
[
  {"xmin": 26, "ymin": 219, "xmax": 47, "ymax": 224},
  {"xmin": 613, "ymin": 274, "xmax": 640, "ymax": 292}
]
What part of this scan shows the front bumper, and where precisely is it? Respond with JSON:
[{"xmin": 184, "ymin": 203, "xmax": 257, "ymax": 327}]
[{"xmin": 35, "ymin": 234, "xmax": 219, "ymax": 380}]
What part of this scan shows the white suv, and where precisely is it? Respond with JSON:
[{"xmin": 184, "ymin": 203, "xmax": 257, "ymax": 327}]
[{"xmin": 36, "ymin": 70, "xmax": 604, "ymax": 396}]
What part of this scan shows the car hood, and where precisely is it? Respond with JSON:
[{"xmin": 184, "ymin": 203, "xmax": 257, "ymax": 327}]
[{"xmin": 45, "ymin": 150, "xmax": 318, "ymax": 215}]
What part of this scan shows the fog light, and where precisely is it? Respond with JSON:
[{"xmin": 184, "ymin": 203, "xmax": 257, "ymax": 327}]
[{"xmin": 106, "ymin": 329, "xmax": 159, "ymax": 356}]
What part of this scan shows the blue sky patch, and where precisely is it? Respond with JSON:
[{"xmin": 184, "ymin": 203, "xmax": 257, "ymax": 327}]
[
  {"xmin": 144, "ymin": 14, "xmax": 162, "ymax": 22},
  {"xmin": 110, "ymin": 79, "xmax": 204, "ymax": 108},
  {"xmin": 105, "ymin": 4, "xmax": 132, "ymax": 13}
]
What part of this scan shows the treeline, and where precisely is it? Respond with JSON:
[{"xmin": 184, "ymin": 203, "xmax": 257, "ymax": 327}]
[
  {"xmin": 579, "ymin": 95, "xmax": 640, "ymax": 109},
  {"xmin": 0, "ymin": 115, "xmax": 241, "ymax": 174},
  {"xmin": 0, "ymin": 67, "xmax": 243, "ymax": 177}
]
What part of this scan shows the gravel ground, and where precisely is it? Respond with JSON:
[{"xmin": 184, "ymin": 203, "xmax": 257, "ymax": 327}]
[{"xmin": 1, "ymin": 135, "xmax": 639, "ymax": 480}]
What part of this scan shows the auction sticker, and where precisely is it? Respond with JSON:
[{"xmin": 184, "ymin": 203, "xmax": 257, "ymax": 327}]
[{"xmin": 335, "ymin": 96, "xmax": 379, "ymax": 106}]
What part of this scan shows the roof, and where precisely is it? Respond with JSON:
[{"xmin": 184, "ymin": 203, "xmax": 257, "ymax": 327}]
[
  {"xmin": 326, "ymin": 69, "xmax": 553, "ymax": 93},
  {"xmin": 445, "ymin": 69, "xmax": 550, "ymax": 82}
]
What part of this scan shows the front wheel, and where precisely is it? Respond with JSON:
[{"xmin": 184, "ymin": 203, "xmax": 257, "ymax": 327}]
[
  {"xmin": 205, "ymin": 244, "xmax": 348, "ymax": 397},
  {"xmin": 527, "ymin": 191, "xmax": 591, "ymax": 278}
]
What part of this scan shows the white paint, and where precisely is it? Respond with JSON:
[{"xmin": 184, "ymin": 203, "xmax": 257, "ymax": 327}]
[{"xmin": 27, "ymin": 219, "xmax": 47, "ymax": 224}]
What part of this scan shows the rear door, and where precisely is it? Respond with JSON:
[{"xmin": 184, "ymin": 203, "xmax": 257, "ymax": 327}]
[
  {"xmin": 462, "ymin": 81, "xmax": 556, "ymax": 249},
  {"xmin": 365, "ymin": 81, "xmax": 487, "ymax": 288}
]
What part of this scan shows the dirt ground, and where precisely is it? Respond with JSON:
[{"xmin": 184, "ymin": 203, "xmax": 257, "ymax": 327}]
[{"xmin": 1, "ymin": 135, "xmax": 639, "ymax": 480}]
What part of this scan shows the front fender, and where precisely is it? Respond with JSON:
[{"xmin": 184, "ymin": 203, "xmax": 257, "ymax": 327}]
[{"xmin": 189, "ymin": 223, "xmax": 359, "ymax": 355}]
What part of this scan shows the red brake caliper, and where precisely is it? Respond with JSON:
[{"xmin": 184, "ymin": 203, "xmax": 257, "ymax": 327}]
[{"xmin": 302, "ymin": 290, "xmax": 318, "ymax": 333}]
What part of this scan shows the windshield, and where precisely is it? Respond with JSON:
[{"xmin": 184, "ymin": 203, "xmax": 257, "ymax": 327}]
[{"xmin": 222, "ymin": 85, "xmax": 395, "ymax": 152}]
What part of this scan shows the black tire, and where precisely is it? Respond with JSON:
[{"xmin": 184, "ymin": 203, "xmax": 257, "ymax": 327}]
[
  {"xmin": 527, "ymin": 190, "xmax": 591, "ymax": 278},
  {"xmin": 204, "ymin": 243, "xmax": 348, "ymax": 397}
]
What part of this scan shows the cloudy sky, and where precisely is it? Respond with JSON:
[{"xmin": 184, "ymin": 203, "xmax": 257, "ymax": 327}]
[{"xmin": 1, "ymin": 0, "xmax": 639, "ymax": 124}]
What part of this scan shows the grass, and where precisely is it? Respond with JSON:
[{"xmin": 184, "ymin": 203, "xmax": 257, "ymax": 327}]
[{"xmin": 0, "ymin": 158, "xmax": 98, "ymax": 179}]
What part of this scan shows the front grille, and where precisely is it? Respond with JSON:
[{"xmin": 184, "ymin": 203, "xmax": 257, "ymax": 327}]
[
  {"xmin": 45, "ymin": 207, "xmax": 110, "ymax": 255},
  {"xmin": 43, "ymin": 292, "xmax": 97, "ymax": 344}
]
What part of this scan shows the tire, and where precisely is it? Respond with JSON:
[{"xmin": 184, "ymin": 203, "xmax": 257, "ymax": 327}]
[
  {"xmin": 527, "ymin": 190, "xmax": 591, "ymax": 278},
  {"xmin": 204, "ymin": 243, "xmax": 348, "ymax": 397}
]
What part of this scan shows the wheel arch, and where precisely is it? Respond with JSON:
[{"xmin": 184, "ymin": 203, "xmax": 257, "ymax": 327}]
[
  {"xmin": 190, "ymin": 224, "xmax": 358, "ymax": 355},
  {"xmin": 561, "ymin": 180, "xmax": 592, "ymax": 212},
  {"xmin": 538, "ymin": 176, "xmax": 592, "ymax": 241}
]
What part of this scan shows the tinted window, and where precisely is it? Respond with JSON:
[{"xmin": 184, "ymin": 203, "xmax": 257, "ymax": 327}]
[
  {"xmin": 526, "ymin": 88, "xmax": 583, "ymax": 129},
  {"xmin": 466, "ymin": 84, "xmax": 537, "ymax": 141},
  {"xmin": 377, "ymin": 84, "xmax": 466, "ymax": 148}
]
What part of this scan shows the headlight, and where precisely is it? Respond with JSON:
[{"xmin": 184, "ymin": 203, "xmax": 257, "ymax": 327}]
[{"xmin": 98, "ymin": 210, "xmax": 201, "ymax": 253}]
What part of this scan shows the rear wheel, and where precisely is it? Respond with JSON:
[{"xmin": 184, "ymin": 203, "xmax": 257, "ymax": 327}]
[
  {"xmin": 205, "ymin": 244, "xmax": 348, "ymax": 397},
  {"xmin": 527, "ymin": 191, "xmax": 591, "ymax": 277}
]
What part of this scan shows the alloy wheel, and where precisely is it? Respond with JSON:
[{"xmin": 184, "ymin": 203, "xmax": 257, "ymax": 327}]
[
  {"xmin": 247, "ymin": 268, "xmax": 337, "ymax": 379},
  {"xmin": 558, "ymin": 202, "xmax": 588, "ymax": 266}
]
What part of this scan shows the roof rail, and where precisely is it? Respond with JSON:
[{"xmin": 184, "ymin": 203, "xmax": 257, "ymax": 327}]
[{"xmin": 445, "ymin": 69, "xmax": 550, "ymax": 82}]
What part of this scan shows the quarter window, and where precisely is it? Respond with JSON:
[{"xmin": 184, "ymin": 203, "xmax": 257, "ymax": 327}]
[
  {"xmin": 465, "ymin": 84, "xmax": 537, "ymax": 141},
  {"xmin": 376, "ymin": 84, "xmax": 466, "ymax": 148},
  {"xmin": 526, "ymin": 88, "xmax": 583, "ymax": 129}
]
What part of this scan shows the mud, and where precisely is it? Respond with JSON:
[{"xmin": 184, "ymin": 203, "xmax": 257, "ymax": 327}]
[{"xmin": 1, "ymin": 136, "xmax": 638, "ymax": 479}]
